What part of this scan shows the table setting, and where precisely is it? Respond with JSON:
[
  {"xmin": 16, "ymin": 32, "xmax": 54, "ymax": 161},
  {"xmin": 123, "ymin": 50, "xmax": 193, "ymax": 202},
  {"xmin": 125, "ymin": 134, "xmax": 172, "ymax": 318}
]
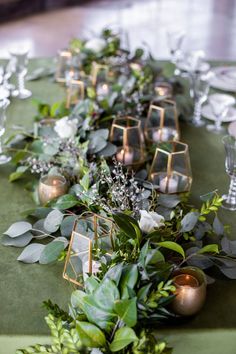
[{"xmin": 1, "ymin": 27, "xmax": 236, "ymax": 354}]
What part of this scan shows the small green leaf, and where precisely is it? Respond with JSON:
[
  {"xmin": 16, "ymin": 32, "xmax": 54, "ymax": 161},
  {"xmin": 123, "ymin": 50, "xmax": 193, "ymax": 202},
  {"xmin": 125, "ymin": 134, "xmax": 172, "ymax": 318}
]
[
  {"xmin": 44, "ymin": 209, "xmax": 64, "ymax": 233},
  {"xmin": 181, "ymin": 212, "xmax": 199, "ymax": 232},
  {"xmin": 9, "ymin": 166, "xmax": 28, "ymax": 182},
  {"xmin": 198, "ymin": 244, "xmax": 219, "ymax": 255},
  {"xmin": 50, "ymin": 194, "xmax": 79, "ymax": 210},
  {"xmin": 157, "ymin": 241, "xmax": 185, "ymax": 259},
  {"xmin": 76, "ymin": 321, "xmax": 106, "ymax": 348},
  {"xmin": 120, "ymin": 265, "xmax": 138, "ymax": 299},
  {"xmin": 39, "ymin": 240, "xmax": 66, "ymax": 264},
  {"xmin": 109, "ymin": 327, "xmax": 138, "ymax": 352}
]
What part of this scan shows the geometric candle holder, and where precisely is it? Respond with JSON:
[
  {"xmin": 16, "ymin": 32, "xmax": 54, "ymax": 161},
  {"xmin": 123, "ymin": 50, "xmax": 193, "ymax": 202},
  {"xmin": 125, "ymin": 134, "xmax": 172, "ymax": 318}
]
[
  {"xmin": 63, "ymin": 213, "xmax": 116, "ymax": 288},
  {"xmin": 149, "ymin": 141, "xmax": 192, "ymax": 194},
  {"xmin": 55, "ymin": 50, "xmax": 80, "ymax": 84},
  {"xmin": 144, "ymin": 100, "xmax": 180, "ymax": 144},
  {"xmin": 110, "ymin": 116, "xmax": 146, "ymax": 166},
  {"xmin": 66, "ymin": 79, "xmax": 85, "ymax": 108},
  {"xmin": 91, "ymin": 61, "xmax": 109, "ymax": 86},
  {"xmin": 155, "ymin": 82, "xmax": 173, "ymax": 99}
]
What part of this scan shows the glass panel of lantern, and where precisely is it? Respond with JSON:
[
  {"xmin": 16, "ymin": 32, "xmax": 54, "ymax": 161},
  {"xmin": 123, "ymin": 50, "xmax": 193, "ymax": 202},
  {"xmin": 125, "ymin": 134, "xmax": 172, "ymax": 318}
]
[
  {"xmin": 66, "ymin": 79, "xmax": 85, "ymax": 108},
  {"xmin": 55, "ymin": 50, "xmax": 80, "ymax": 84},
  {"xmin": 149, "ymin": 141, "xmax": 192, "ymax": 194},
  {"xmin": 145, "ymin": 100, "xmax": 180, "ymax": 144},
  {"xmin": 110, "ymin": 116, "xmax": 146, "ymax": 166},
  {"xmin": 155, "ymin": 82, "xmax": 173, "ymax": 99},
  {"xmin": 63, "ymin": 213, "xmax": 115, "ymax": 288}
]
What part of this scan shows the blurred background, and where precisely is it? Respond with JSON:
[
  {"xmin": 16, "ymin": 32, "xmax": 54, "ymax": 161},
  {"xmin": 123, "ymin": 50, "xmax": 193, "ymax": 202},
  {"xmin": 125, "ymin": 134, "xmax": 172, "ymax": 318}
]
[{"xmin": 0, "ymin": 0, "xmax": 236, "ymax": 59}]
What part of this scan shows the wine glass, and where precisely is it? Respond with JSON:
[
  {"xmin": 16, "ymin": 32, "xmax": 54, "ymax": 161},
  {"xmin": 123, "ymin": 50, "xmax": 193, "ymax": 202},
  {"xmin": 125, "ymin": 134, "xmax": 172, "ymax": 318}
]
[
  {"xmin": 167, "ymin": 30, "xmax": 185, "ymax": 64},
  {"xmin": 222, "ymin": 135, "xmax": 236, "ymax": 211},
  {"xmin": 191, "ymin": 73, "xmax": 211, "ymax": 127},
  {"xmin": 0, "ymin": 98, "xmax": 11, "ymax": 164},
  {"xmin": 9, "ymin": 46, "xmax": 32, "ymax": 99},
  {"xmin": 207, "ymin": 94, "xmax": 235, "ymax": 134}
]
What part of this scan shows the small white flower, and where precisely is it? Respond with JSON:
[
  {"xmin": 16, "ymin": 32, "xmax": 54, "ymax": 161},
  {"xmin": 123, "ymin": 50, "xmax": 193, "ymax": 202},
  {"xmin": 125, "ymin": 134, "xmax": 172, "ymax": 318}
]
[
  {"xmin": 139, "ymin": 210, "xmax": 165, "ymax": 233},
  {"xmin": 85, "ymin": 38, "xmax": 106, "ymax": 53},
  {"xmin": 54, "ymin": 116, "xmax": 78, "ymax": 139}
]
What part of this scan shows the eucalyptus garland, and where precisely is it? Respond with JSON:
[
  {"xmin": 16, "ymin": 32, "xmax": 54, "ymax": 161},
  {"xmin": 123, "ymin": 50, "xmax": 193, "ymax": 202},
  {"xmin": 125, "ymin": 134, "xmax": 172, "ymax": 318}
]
[{"xmin": 2, "ymin": 28, "xmax": 236, "ymax": 354}]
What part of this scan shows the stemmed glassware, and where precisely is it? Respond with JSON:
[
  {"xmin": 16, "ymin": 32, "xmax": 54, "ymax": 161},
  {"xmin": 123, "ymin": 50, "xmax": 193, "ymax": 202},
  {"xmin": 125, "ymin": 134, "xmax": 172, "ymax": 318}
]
[
  {"xmin": 207, "ymin": 94, "xmax": 235, "ymax": 134},
  {"xmin": 9, "ymin": 46, "xmax": 32, "ymax": 99},
  {"xmin": 222, "ymin": 135, "xmax": 236, "ymax": 211},
  {"xmin": 0, "ymin": 98, "xmax": 11, "ymax": 164},
  {"xmin": 190, "ymin": 73, "xmax": 211, "ymax": 127},
  {"xmin": 167, "ymin": 30, "xmax": 185, "ymax": 65}
]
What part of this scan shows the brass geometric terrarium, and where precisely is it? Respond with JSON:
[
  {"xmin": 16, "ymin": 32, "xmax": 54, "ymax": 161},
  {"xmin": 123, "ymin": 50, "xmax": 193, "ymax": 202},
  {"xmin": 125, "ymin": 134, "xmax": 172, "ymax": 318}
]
[
  {"xmin": 110, "ymin": 116, "xmax": 146, "ymax": 166},
  {"xmin": 66, "ymin": 79, "xmax": 85, "ymax": 108},
  {"xmin": 91, "ymin": 61, "xmax": 109, "ymax": 86},
  {"xmin": 149, "ymin": 141, "xmax": 192, "ymax": 194},
  {"xmin": 145, "ymin": 100, "xmax": 180, "ymax": 144},
  {"xmin": 55, "ymin": 50, "xmax": 80, "ymax": 84},
  {"xmin": 63, "ymin": 213, "xmax": 116, "ymax": 288}
]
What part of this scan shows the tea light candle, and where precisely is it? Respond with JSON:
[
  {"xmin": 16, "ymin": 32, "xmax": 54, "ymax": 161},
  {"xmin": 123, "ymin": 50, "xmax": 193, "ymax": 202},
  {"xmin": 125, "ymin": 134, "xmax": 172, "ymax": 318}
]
[
  {"xmin": 155, "ymin": 83, "xmax": 172, "ymax": 97},
  {"xmin": 116, "ymin": 147, "xmax": 134, "ymax": 165},
  {"xmin": 174, "ymin": 274, "xmax": 199, "ymax": 287},
  {"xmin": 83, "ymin": 260, "xmax": 101, "ymax": 281},
  {"xmin": 152, "ymin": 128, "xmax": 170, "ymax": 142},
  {"xmin": 159, "ymin": 175, "xmax": 178, "ymax": 193},
  {"xmin": 96, "ymin": 83, "xmax": 109, "ymax": 98},
  {"xmin": 38, "ymin": 174, "xmax": 68, "ymax": 205}
]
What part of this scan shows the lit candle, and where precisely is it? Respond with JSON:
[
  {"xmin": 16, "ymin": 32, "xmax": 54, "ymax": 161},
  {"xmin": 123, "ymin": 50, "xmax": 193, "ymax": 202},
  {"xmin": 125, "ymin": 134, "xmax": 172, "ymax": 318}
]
[
  {"xmin": 174, "ymin": 274, "xmax": 199, "ymax": 287},
  {"xmin": 96, "ymin": 83, "xmax": 109, "ymax": 98},
  {"xmin": 38, "ymin": 174, "xmax": 68, "ymax": 205},
  {"xmin": 155, "ymin": 83, "xmax": 172, "ymax": 98},
  {"xmin": 152, "ymin": 128, "xmax": 170, "ymax": 142},
  {"xmin": 83, "ymin": 260, "xmax": 101, "ymax": 281},
  {"xmin": 116, "ymin": 147, "xmax": 134, "ymax": 165},
  {"xmin": 159, "ymin": 175, "xmax": 178, "ymax": 193}
]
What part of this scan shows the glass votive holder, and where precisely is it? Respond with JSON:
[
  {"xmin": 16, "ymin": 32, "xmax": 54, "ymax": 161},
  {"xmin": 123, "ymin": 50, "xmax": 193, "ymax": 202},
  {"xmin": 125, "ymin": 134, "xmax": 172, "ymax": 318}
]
[
  {"xmin": 91, "ymin": 62, "xmax": 109, "ymax": 86},
  {"xmin": 110, "ymin": 116, "xmax": 146, "ymax": 167},
  {"xmin": 145, "ymin": 100, "xmax": 180, "ymax": 144},
  {"xmin": 149, "ymin": 141, "xmax": 192, "ymax": 194},
  {"xmin": 38, "ymin": 174, "xmax": 68, "ymax": 205},
  {"xmin": 171, "ymin": 267, "xmax": 207, "ymax": 316},
  {"xmin": 155, "ymin": 82, "xmax": 173, "ymax": 99},
  {"xmin": 55, "ymin": 50, "xmax": 80, "ymax": 84},
  {"xmin": 66, "ymin": 79, "xmax": 85, "ymax": 108}
]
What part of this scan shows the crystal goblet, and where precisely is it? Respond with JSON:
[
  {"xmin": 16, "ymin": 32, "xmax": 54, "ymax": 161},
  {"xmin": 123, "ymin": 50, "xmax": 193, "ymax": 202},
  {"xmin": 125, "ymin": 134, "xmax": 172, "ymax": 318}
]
[
  {"xmin": 207, "ymin": 94, "xmax": 235, "ymax": 134},
  {"xmin": 222, "ymin": 135, "xmax": 236, "ymax": 211},
  {"xmin": 191, "ymin": 73, "xmax": 211, "ymax": 127},
  {"xmin": 10, "ymin": 47, "xmax": 32, "ymax": 99},
  {"xmin": 0, "ymin": 98, "xmax": 11, "ymax": 164},
  {"xmin": 167, "ymin": 30, "xmax": 185, "ymax": 65}
]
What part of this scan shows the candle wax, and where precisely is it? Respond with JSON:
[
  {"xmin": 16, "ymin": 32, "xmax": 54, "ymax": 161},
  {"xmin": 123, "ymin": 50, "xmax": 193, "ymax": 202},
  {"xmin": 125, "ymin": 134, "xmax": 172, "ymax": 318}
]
[
  {"xmin": 116, "ymin": 148, "xmax": 134, "ymax": 165},
  {"xmin": 159, "ymin": 175, "xmax": 178, "ymax": 193}
]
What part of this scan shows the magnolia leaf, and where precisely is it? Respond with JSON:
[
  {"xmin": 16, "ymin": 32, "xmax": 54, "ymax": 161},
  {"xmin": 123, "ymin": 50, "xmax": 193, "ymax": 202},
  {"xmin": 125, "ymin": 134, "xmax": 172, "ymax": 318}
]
[
  {"xmin": 76, "ymin": 321, "xmax": 106, "ymax": 348},
  {"xmin": 181, "ymin": 212, "xmax": 199, "ymax": 232},
  {"xmin": 157, "ymin": 241, "xmax": 185, "ymax": 259},
  {"xmin": 44, "ymin": 209, "xmax": 64, "ymax": 233},
  {"xmin": 50, "ymin": 194, "xmax": 79, "ymax": 210},
  {"xmin": 104, "ymin": 263, "xmax": 123, "ymax": 286},
  {"xmin": 4, "ymin": 221, "xmax": 32, "ymax": 238},
  {"xmin": 71, "ymin": 290, "xmax": 86, "ymax": 310},
  {"xmin": 198, "ymin": 244, "xmax": 219, "ymax": 255},
  {"xmin": 93, "ymin": 278, "xmax": 120, "ymax": 311},
  {"xmin": 114, "ymin": 297, "xmax": 137, "ymax": 327},
  {"xmin": 17, "ymin": 243, "xmax": 45, "ymax": 263},
  {"xmin": 85, "ymin": 277, "xmax": 100, "ymax": 294},
  {"xmin": 60, "ymin": 215, "xmax": 77, "ymax": 237},
  {"xmin": 109, "ymin": 327, "xmax": 138, "ymax": 352},
  {"xmin": 2, "ymin": 232, "xmax": 33, "ymax": 247},
  {"xmin": 120, "ymin": 265, "xmax": 138, "ymax": 299},
  {"xmin": 39, "ymin": 240, "xmax": 66, "ymax": 264}
]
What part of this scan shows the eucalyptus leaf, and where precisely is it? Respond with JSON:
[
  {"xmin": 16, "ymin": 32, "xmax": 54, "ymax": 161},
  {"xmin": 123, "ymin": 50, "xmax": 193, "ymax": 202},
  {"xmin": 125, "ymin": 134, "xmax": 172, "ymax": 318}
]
[
  {"xmin": 4, "ymin": 221, "xmax": 32, "ymax": 238},
  {"xmin": 44, "ymin": 209, "xmax": 64, "ymax": 233},
  {"xmin": 39, "ymin": 240, "xmax": 66, "ymax": 264},
  {"xmin": 9, "ymin": 166, "xmax": 28, "ymax": 182},
  {"xmin": 181, "ymin": 211, "xmax": 199, "ymax": 232},
  {"xmin": 97, "ymin": 142, "xmax": 117, "ymax": 157},
  {"xmin": 2, "ymin": 232, "xmax": 33, "ymax": 247},
  {"xmin": 213, "ymin": 216, "xmax": 224, "ymax": 236},
  {"xmin": 109, "ymin": 327, "xmax": 138, "ymax": 352},
  {"xmin": 60, "ymin": 215, "xmax": 77, "ymax": 237},
  {"xmin": 17, "ymin": 243, "xmax": 45, "ymax": 263},
  {"xmin": 158, "ymin": 194, "xmax": 181, "ymax": 209}
]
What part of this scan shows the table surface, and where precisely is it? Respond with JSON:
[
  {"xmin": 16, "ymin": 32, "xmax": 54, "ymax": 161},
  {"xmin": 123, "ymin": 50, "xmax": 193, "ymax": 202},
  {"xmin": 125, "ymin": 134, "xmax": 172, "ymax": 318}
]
[{"xmin": 0, "ymin": 59, "xmax": 236, "ymax": 353}]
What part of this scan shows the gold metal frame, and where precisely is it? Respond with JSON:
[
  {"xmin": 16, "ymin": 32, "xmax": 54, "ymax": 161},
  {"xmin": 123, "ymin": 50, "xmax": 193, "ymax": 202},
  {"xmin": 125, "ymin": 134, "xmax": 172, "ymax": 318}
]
[
  {"xmin": 91, "ymin": 62, "xmax": 109, "ymax": 86},
  {"xmin": 110, "ymin": 116, "xmax": 146, "ymax": 166},
  {"xmin": 63, "ymin": 213, "xmax": 116, "ymax": 288},
  {"xmin": 145, "ymin": 99, "xmax": 180, "ymax": 143},
  {"xmin": 55, "ymin": 50, "xmax": 73, "ymax": 83},
  {"xmin": 149, "ymin": 141, "xmax": 192, "ymax": 194},
  {"xmin": 66, "ymin": 79, "xmax": 85, "ymax": 108}
]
